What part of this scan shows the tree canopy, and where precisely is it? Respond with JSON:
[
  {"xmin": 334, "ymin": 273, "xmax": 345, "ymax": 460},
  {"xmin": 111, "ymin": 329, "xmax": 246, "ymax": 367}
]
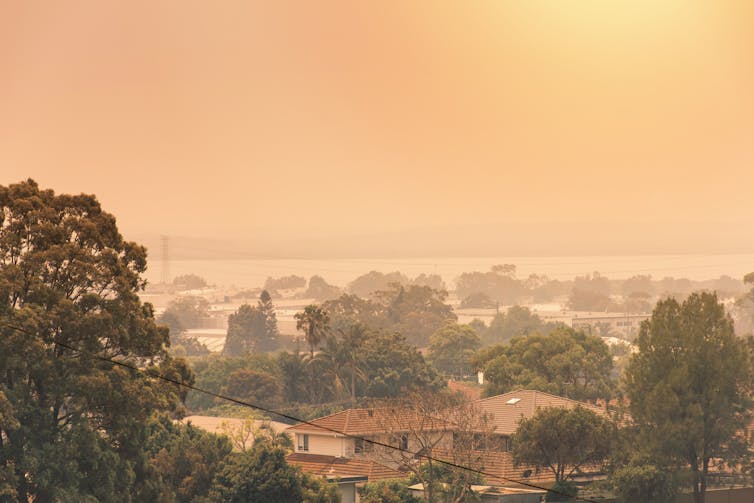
[
  {"xmin": 0, "ymin": 179, "xmax": 192, "ymax": 501},
  {"xmin": 223, "ymin": 291, "xmax": 280, "ymax": 355},
  {"xmin": 623, "ymin": 292, "xmax": 753, "ymax": 503},
  {"xmin": 172, "ymin": 273, "xmax": 208, "ymax": 290},
  {"xmin": 512, "ymin": 406, "xmax": 615, "ymax": 483},
  {"xmin": 428, "ymin": 323, "xmax": 481, "ymax": 378},
  {"xmin": 474, "ymin": 327, "xmax": 614, "ymax": 401}
]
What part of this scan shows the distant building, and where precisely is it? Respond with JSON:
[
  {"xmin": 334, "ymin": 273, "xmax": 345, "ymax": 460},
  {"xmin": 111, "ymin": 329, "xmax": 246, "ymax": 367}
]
[{"xmin": 571, "ymin": 313, "xmax": 650, "ymax": 337}]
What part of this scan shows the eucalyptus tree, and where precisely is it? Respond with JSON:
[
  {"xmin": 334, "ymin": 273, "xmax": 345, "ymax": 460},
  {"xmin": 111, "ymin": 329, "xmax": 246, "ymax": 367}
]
[{"xmin": 0, "ymin": 180, "xmax": 192, "ymax": 501}]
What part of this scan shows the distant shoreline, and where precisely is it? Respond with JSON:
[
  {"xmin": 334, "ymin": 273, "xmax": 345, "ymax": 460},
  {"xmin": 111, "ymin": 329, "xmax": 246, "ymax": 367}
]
[{"xmin": 143, "ymin": 253, "xmax": 754, "ymax": 289}]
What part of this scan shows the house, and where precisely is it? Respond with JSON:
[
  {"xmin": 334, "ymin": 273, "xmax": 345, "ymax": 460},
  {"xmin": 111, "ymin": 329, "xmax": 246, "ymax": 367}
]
[
  {"xmin": 286, "ymin": 389, "xmax": 612, "ymax": 488},
  {"xmin": 473, "ymin": 389, "xmax": 609, "ymax": 451},
  {"xmin": 286, "ymin": 407, "xmax": 455, "ymax": 462}
]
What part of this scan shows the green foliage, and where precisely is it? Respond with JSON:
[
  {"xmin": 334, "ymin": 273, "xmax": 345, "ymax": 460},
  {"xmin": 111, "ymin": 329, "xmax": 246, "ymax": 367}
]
[
  {"xmin": 278, "ymin": 350, "xmax": 310, "ymax": 403},
  {"xmin": 361, "ymin": 332, "xmax": 445, "ymax": 398},
  {"xmin": 545, "ymin": 480, "xmax": 578, "ymax": 501},
  {"xmin": 567, "ymin": 288, "xmax": 613, "ymax": 312},
  {"xmin": 208, "ymin": 444, "xmax": 304, "ymax": 502},
  {"xmin": 159, "ymin": 296, "xmax": 212, "ymax": 356},
  {"xmin": 0, "ymin": 180, "xmax": 192, "ymax": 501},
  {"xmin": 459, "ymin": 291, "xmax": 497, "ymax": 309},
  {"xmin": 374, "ymin": 284, "xmax": 457, "ymax": 347},
  {"xmin": 412, "ymin": 273, "xmax": 446, "ymax": 291},
  {"xmin": 408, "ymin": 460, "xmax": 485, "ymax": 502},
  {"xmin": 300, "ymin": 472, "xmax": 340, "ymax": 503},
  {"xmin": 314, "ymin": 323, "xmax": 370, "ymax": 402},
  {"xmin": 223, "ymin": 291, "xmax": 280, "ymax": 355},
  {"xmin": 568, "ymin": 272, "xmax": 614, "ymax": 311},
  {"xmin": 295, "ymin": 304, "xmax": 331, "ymax": 357},
  {"xmin": 512, "ymin": 406, "xmax": 615, "ymax": 482},
  {"xmin": 359, "ymin": 479, "xmax": 421, "ymax": 503},
  {"xmin": 205, "ymin": 442, "xmax": 338, "ymax": 503},
  {"xmin": 323, "ymin": 294, "xmax": 387, "ymax": 333},
  {"xmin": 147, "ymin": 415, "xmax": 233, "ymax": 503},
  {"xmin": 621, "ymin": 275, "xmax": 654, "ymax": 297},
  {"xmin": 173, "ymin": 274, "xmax": 208, "ymax": 290},
  {"xmin": 611, "ymin": 463, "xmax": 678, "ymax": 503},
  {"xmin": 347, "ymin": 271, "xmax": 410, "ymax": 298},
  {"xmin": 482, "ymin": 305, "xmax": 555, "ymax": 345},
  {"xmin": 186, "ymin": 353, "xmax": 280, "ymax": 411},
  {"xmin": 624, "ymin": 292, "xmax": 753, "ymax": 501},
  {"xmin": 265, "ymin": 275, "xmax": 307, "ymax": 292},
  {"xmin": 220, "ymin": 368, "xmax": 282, "ymax": 407},
  {"xmin": 161, "ymin": 296, "xmax": 210, "ymax": 331},
  {"xmin": 456, "ymin": 264, "xmax": 525, "ymax": 305},
  {"xmin": 474, "ymin": 327, "xmax": 614, "ymax": 401},
  {"xmin": 428, "ymin": 323, "xmax": 481, "ymax": 377},
  {"xmin": 304, "ymin": 275, "xmax": 342, "ymax": 301},
  {"xmin": 323, "ymin": 286, "xmax": 457, "ymax": 348},
  {"xmin": 744, "ymin": 272, "xmax": 754, "ymax": 286}
]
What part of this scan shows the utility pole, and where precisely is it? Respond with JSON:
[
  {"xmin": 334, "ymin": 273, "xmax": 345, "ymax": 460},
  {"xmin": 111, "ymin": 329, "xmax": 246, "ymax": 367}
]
[{"xmin": 160, "ymin": 235, "xmax": 170, "ymax": 285}]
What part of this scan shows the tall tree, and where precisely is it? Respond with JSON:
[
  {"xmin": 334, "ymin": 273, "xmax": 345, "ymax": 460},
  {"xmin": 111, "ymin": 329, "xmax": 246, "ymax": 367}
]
[
  {"xmin": 258, "ymin": 289, "xmax": 279, "ymax": 344},
  {"xmin": 208, "ymin": 444, "xmax": 303, "ymax": 502},
  {"xmin": 208, "ymin": 443, "xmax": 337, "ymax": 503},
  {"xmin": 361, "ymin": 332, "xmax": 445, "ymax": 398},
  {"xmin": 512, "ymin": 406, "xmax": 615, "ymax": 484},
  {"xmin": 428, "ymin": 323, "xmax": 481, "ymax": 378},
  {"xmin": 482, "ymin": 305, "xmax": 553, "ymax": 345},
  {"xmin": 374, "ymin": 284, "xmax": 457, "ymax": 347},
  {"xmin": 295, "ymin": 304, "xmax": 331, "ymax": 358},
  {"xmin": 315, "ymin": 323, "xmax": 369, "ymax": 403},
  {"xmin": 624, "ymin": 292, "xmax": 753, "ymax": 503},
  {"xmin": 224, "ymin": 292, "xmax": 280, "ymax": 356},
  {"xmin": 0, "ymin": 180, "xmax": 191, "ymax": 501}
]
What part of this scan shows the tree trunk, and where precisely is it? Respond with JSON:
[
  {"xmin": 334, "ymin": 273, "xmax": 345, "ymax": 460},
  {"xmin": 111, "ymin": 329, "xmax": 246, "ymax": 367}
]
[
  {"xmin": 350, "ymin": 366, "xmax": 356, "ymax": 404},
  {"xmin": 692, "ymin": 466, "xmax": 701, "ymax": 503}
]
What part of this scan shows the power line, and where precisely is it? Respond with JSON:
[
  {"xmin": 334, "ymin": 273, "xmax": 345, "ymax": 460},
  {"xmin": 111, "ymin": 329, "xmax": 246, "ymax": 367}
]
[{"xmin": 2, "ymin": 322, "xmax": 600, "ymax": 502}]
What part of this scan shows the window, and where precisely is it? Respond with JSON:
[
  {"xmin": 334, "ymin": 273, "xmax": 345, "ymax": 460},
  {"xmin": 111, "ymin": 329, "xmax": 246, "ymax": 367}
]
[
  {"xmin": 297, "ymin": 434, "xmax": 309, "ymax": 452},
  {"xmin": 355, "ymin": 437, "xmax": 373, "ymax": 454}
]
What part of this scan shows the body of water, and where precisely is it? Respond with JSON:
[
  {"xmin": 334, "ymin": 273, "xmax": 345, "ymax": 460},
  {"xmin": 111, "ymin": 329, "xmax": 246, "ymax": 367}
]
[{"xmin": 144, "ymin": 253, "xmax": 754, "ymax": 289}]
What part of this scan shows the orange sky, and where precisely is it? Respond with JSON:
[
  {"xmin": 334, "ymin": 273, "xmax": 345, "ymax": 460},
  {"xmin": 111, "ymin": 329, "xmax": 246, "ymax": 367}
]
[{"xmin": 2, "ymin": 1, "xmax": 753, "ymax": 256}]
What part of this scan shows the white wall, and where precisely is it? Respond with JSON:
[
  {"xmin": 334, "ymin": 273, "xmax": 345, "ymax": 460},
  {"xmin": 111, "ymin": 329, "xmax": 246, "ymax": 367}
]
[{"xmin": 296, "ymin": 433, "xmax": 347, "ymax": 457}]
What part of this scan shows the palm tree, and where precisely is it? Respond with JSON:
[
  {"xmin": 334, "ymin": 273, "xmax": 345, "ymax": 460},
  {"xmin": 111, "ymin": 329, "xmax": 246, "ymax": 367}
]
[
  {"xmin": 315, "ymin": 323, "xmax": 369, "ymax": 404},
  {"xmin": 338, "ymin": 323, "xmax": 369, "ymax": 403},
  {"xmin": 315, "ymin": 335, "xmax": 349, "ymax": 402},
  {"xmin": 294, "ymin": 304, "xmax": 331, "ymax": 358}
]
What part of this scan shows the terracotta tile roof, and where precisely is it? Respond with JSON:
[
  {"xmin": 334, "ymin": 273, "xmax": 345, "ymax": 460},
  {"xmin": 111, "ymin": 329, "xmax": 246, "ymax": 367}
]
[
  {"xmin": 286, "ymin": 407, "xmax": 454, "ymax": 436},
  {"xmin": 474, "ymin": 389, "xmax": 608, "ymax": 436},
  {"xmin": 431, "ymin": 449, "xmax": 554, "ymax": 485},
  {"xmin": 431, "ymin": 449, "xmax": 603, "ymax": 486},
  {"xmin": 287, "ymin": 452, "xmax": 405, "ymax": 481}
]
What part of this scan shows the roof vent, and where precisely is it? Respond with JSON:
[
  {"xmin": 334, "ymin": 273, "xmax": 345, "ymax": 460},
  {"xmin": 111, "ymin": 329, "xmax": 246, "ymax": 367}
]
[
  {"xmin": 367, "ymin": 409, "xmax": 374, "ymax": 417},
  {"xmin": 506, "ymin": 398, "xmax": 521, "ymax": 405}
]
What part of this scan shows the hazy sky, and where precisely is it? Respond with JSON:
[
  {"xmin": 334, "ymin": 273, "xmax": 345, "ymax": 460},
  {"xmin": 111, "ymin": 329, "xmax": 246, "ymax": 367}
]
[{"xmin": 2, "ymin": 1, "xmax": 753, "ymax": 256}]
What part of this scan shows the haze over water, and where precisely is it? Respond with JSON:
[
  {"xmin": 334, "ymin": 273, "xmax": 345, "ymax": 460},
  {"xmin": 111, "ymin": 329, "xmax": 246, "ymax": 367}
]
[{"xmin": 148, "ymin": 253, "xmax": 754, "ymax": 289}]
